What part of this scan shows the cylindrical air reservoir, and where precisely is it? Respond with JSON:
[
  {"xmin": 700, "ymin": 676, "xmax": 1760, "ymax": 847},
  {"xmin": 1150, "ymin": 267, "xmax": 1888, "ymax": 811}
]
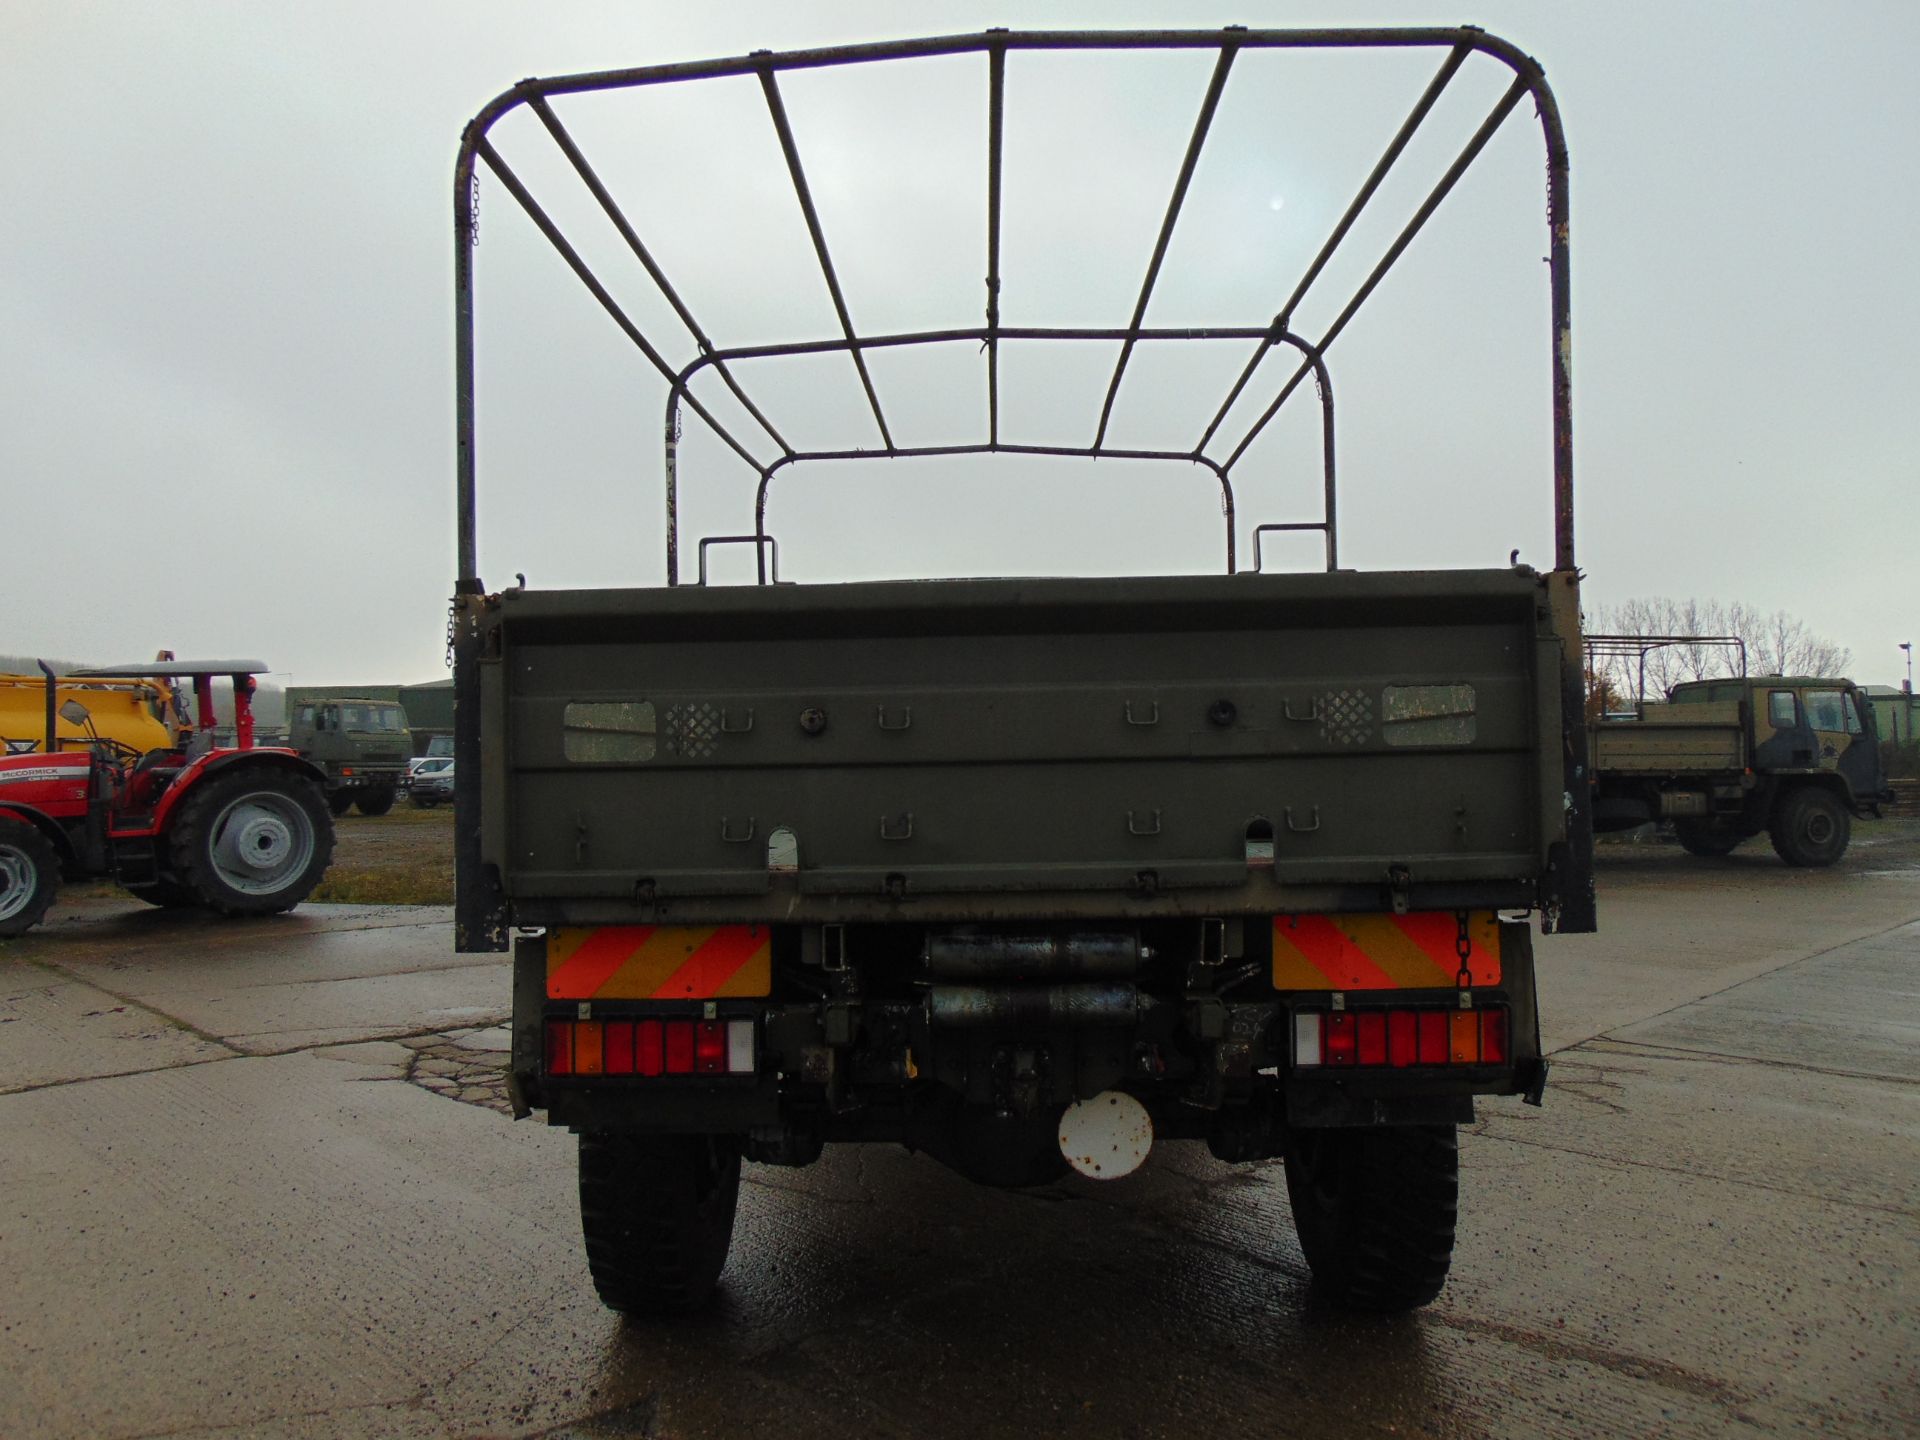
[
  {"xmin": 927, "ymin": 983, "xmax": 1140, "ymax": 1029},
  {"xmin": 924, "ymin": 932, "xmax": 1142, "ymax": 981}
]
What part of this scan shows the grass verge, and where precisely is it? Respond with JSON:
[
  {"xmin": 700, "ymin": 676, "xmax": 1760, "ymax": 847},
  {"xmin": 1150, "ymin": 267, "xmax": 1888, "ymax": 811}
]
[{"xmin": 310, "ymin": 804, "xmax": 455, "ymax": 905}]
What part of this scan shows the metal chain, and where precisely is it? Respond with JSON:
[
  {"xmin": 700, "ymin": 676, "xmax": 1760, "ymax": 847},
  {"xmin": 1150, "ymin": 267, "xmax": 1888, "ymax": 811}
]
[
  {"xmin": 445, "ymin": 599, "xmax": 457, "ymax": 670},
  {"xmin": 468, "ymin": 172, "xmax": 480, "ymax": 248},
  {"xmin": 1454, "ymin": 910, "xmax": 1474, "ymax": 989}
]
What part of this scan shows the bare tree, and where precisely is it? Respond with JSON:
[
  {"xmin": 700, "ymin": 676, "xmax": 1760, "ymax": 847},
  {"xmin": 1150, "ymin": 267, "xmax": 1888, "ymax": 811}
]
[
  {"xmin": 1743, "ymin": 606, "xmax": 1851, "ymax": 678},
  {"xmin": 1584, "ymin": 597, "xmax": 1851, "ymax": 702}
]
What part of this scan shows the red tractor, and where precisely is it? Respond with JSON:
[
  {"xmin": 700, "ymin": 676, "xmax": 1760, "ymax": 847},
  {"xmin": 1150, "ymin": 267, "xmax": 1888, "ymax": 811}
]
[{"xmin": 0, "ymin": 660, "xmax": 335, "ymax": 938}]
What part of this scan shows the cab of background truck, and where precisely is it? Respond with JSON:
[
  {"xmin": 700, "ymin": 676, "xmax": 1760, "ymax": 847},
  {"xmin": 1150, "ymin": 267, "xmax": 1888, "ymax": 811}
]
[
  {"xmin": 287, "ymin": 699, "xmax": 410, "ymax": 771},
  {"xmin": 1670, "ymin": 676, "xmax": 1884, "ymax": 801}
]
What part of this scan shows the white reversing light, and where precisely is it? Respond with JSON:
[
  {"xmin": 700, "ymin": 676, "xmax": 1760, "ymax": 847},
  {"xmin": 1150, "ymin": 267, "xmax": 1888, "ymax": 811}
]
[{"xmin": 1294, "ymin": 1012, "xmax": 1322, "ymax": 1066}]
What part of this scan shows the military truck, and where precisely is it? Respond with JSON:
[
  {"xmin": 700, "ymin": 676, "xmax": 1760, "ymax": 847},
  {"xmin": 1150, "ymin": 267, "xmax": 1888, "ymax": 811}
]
[
  {"xmin": 284, "ymin": 693, "xmax": 409, "ymax": 816},
  {"xmin": 452, "ymin": 28, "xmax": 1593, "ymax": 1315},
  {"xmin": 1587, "ymin": 637, "xmax": 1888, "ymax": 865}
]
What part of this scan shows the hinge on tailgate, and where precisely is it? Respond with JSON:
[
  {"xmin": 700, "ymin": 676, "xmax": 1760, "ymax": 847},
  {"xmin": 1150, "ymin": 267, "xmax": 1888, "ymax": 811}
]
[{"xmin": 1386, "ymin": 864, "xmax": 1412, "ymax": 915}]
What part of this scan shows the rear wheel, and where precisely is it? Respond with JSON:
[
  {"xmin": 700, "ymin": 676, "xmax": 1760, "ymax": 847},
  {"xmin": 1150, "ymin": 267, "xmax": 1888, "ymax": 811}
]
[
  {"xmin": 1769, "ymin": 787, "xmax": 1849, "ymax": 868},
  {"xmin": 1673, "ymin": 820, "xmax": 1742, "ymax": 857},
  {"xmin": 579, "ymin": 1133, "xmax": 741, "ymax": 1316},
  {"xmin": 168, "ymin": 768, "xmax": 335, "ymax": 916},
  {"xmin": 327, "ymin": 790, "xmax": 355, "ymax": 817},
  {"xmin": 354, "ymin": 787, "xmax": 395, "ymax": 817},
  {"xmin": 410, "ymin": 792, "xmax": 439, "ymax": 809},
  {"xmin": 1283, "ymin": 1123, "xmax": 1458, "ymax": 1312},
  {"xmin": 0, "ymin": 818, "xmax": 60, "ymax": 938}
]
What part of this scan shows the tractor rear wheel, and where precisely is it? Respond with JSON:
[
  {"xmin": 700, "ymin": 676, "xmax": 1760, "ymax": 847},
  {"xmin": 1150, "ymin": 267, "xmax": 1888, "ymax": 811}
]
[
  {"xmin": 1283, "ymin": 1123, "xmax": 1458, "ymax": 1312},
  {"xmin": 1769, "ymin": 787, "xmax": 1850, "ymax": 868},
  {"xmin": 168, "ymin": 769, "xmax": 334, "ymax": 916},
  {"xmin": 354, "ymin": 787, "xmax": 396, "ymax": 818},
  {"xmin": 579, "ymin": 1133, "xmax": 741, "ymax": 1316},
  {"xmin": 0, "ymin": 818, "xmax": 60, "ymax": 938}
]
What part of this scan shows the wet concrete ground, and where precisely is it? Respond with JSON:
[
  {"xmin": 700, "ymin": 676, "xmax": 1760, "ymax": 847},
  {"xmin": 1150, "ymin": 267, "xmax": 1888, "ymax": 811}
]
[{"xmin": 2, "ymin": 833, "xmax": 1916, "ymax": 1439}]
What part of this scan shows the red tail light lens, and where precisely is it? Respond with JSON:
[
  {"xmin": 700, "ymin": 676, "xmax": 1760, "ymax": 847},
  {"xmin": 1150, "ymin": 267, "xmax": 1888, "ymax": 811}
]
[
  {"xmin": 1356, "ymin": 1011, "xmax": 1387, "ymax": 1066},
  {"xmin": 544, "ymin": 1017, "xmax": 756, "ymax": 1079},
  {"xmin": 1387, "ymin": 1010, "xmax": 1418, "ymax": 1068},
  {"xmin": 664, "ymin": 1021, "xmax": 695, "ymax": 1074},
  {"xmin": 1324, "ymin": 1013, "xmax": 1357, "ymax": 1066},
  {"xmin": 636, "ymin": 1019, "xmax": 663, "ymax": 1076},
  {"xmin": 1295, "ymin": 1006, "xmax": 1511, "ymax": 1070},
  {"xmin": 604, "ymin": 1021, "xmax": 635, "ymax": 1074},
  {"xmin": 1418, "ymin": 1011, "xmax": 1450, "ymax": 1064}
]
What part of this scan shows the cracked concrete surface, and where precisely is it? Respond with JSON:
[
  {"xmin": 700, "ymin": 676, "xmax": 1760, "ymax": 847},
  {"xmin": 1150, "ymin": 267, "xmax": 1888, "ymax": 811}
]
[{"xmin": 2, "ymin": 843, "xmax": 1918, "ymax": 1439}]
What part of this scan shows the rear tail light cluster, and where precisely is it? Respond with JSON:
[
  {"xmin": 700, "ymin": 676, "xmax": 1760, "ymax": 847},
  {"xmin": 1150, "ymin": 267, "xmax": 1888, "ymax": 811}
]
[
  {"xmin": 546, "ymin": 1018, "xmax": 755, "ymax": 1077},
  {"xmin": 1294, "ymin": 1007, "xmax": 1508, "ymax": 1068}
]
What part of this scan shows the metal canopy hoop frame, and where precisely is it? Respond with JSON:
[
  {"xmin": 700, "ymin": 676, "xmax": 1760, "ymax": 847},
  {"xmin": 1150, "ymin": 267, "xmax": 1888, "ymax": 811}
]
[
  {"xmin": 452, "ymin": 27, "xmax": 1572, "ymax": 592},
  {"xmin": 1584, "ymin": 634, "xmax": 1750, "ymax": 711}
]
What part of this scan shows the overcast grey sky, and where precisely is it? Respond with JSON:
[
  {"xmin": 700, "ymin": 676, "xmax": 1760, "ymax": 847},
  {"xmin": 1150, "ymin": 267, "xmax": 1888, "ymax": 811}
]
[{"xmin": 4, "ymin": 2, "xmax": 1915, "ymax": 687}]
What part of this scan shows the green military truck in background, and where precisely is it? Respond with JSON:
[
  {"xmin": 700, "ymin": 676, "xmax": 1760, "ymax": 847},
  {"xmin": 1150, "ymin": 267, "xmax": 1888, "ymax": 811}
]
[
  {"xmin": 452, "ymin": 29, "xmax": 1594, "ymax": 1317},
  {"xmin": 1587, "ymin": 636, "xmax": 1890, "ymax": 865},
  {"xmin": 284, "ymin": 689, "xmax": 411, "ymax": 817}
]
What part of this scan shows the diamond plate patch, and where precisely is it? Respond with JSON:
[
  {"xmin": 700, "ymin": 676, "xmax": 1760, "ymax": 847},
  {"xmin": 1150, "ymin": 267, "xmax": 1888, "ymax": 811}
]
[
  {"xmin": 665, "ymin": 703, "xmax": 721, "ymax": 759},
  {"xmin": 1319, "ymin": 688, "xmax": 1374, "ymax": 746}
]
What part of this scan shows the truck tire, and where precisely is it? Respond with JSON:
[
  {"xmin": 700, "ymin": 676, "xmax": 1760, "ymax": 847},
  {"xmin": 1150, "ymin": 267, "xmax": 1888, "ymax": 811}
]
[
  {"xmin": 355, "ymin": 787, "xmax": 396, "ymax": 818},
  {"xmin": 327, "ymin": 790, "xmax": 355, "ymax": 817},
  {"xmin": 579, "ymin": 1132, "xmax": 741, "ymax": 1316},
  {"xmin": 1283, "ymin": 1123, "xmax": 1457, "ymax": 1312},
  {"xmin": 168, "ymin": 769, "xmax": 335, "ymax": 916},
  {"xmin": 125, "ymin": 875, "xmax": 196, "ymax": 909},
  {"xmin": 1673, "ymin": 820, "xmax": 1742, "ymax": 857},
  {"xmin": 0, "ymin": 818, "xmax": 60, "ymax": 938},
  {"xmin": 1769, "ymin": 787, "xmax": 1850, "ymax": 868}
]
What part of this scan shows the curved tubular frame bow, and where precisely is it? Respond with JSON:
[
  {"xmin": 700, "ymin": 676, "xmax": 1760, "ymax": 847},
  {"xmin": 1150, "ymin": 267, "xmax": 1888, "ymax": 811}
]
[{"xmin": 452, "ymin": 28, "xmax": 1570, "ymax": 591}]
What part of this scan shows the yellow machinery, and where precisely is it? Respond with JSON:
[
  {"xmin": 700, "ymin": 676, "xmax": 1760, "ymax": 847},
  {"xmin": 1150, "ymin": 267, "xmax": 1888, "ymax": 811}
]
[{"xmin": 0, "ymin": 671, "xmax": 174, "ymax": 756}]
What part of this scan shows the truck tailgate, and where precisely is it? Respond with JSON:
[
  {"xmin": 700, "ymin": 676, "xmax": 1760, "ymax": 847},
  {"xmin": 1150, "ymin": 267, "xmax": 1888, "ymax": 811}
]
[{"xmin": 477, "ymin": 568, "xmax": 1566, "ymax": 925}]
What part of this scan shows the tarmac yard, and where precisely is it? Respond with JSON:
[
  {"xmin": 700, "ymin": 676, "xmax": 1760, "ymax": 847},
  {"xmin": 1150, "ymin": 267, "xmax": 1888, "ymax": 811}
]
[{"xmin": 3, "ymin": 833, "xmax": 1916, "ymax": 1439}]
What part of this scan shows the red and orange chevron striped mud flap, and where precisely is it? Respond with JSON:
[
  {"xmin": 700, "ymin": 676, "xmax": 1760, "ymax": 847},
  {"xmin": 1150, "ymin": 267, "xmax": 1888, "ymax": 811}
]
[
  {"xmin": 546, "ymin": 926, "xmax": 772, "ymax": 1001},
  {"xmin": 1272, "ymin": 912, "xmax": 1501, "ymax": 991}
]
